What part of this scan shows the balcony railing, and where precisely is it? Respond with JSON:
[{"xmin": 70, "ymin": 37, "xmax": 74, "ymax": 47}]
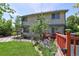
[{"xmin": 48, "ymin": 19, "xmax": 65, "ymax": 25}]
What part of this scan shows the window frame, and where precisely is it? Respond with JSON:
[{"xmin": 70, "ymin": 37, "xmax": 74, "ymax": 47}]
[
  {"xmin": 22, "ymin": 17, "xmax": 27, "ymax": 22},
  {"xmin": 51, "ymin": 13, "xmax": 60, "ymax": 19},
  {"xmin": 23, "ymin": 25, "xmax": 29, "ymax": 33}
]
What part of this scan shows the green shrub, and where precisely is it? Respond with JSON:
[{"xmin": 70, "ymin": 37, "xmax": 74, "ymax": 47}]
[
  {"xmin": 65, "ymin": 29, "xmax": 71, "ymax": 32},
  {"xmin": 76, "ymin": 32, "xmax": 79, "ymax": 36},
  {"xmin": 11, "ymin": 31, "xmax": 16, "ymax": 36},
  {"xmin": 38, "ymin": 40, "xmax": 57, "ymax": 56}
]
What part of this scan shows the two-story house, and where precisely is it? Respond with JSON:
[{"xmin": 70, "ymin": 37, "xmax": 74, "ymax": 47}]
[{"xmin": 21, "ymin": 10, "xmax": 68, "ymax": 38}]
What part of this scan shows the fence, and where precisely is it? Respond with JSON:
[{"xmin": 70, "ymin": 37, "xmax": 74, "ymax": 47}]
[{"xmin": 55, "ymin": 32, "xmax": 79, "ymax": 56}]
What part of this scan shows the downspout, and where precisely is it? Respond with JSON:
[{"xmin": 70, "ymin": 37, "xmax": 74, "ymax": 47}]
[{"xmin": 64, "ymin": 13, "xmax": 66, "ymax": 34}]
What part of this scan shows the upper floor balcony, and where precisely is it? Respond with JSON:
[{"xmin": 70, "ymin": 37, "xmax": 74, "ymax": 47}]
[{"xmin": 48, "ymin": 19, "xmax": 65, "ymax": 25}]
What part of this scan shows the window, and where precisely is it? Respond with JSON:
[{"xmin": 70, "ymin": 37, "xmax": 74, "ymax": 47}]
[
  {"xmin": 51, "ymin": 13, "xmax": 60, "ymax": 19},
  {"xmin": 22, "ymin": 17, "xmax": 28, "ymax": 25},
  {"xmin": 51, "ymin": 14, "xmax": 55, "ymax": 19},
  {"xmin": 22, "ymin": 17, "xmax": 27, "ymax": 22},
  {"xmin": 23, "ymin": 25, "xmax": 29, "ymax": 33}
]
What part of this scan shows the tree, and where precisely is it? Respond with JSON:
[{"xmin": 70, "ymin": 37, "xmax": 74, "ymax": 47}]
[
  {"xmin": 6, "ymin": 19, "xmax": 13, "ymax": 35},
  {"xmin": 30, "ymin": 14, "xmax": 49, "ymax": 42},
  {"xmin": 73, "ymin": 3, "xmax": 79, "ymax": 17},
  {"xmin": 73, "ymin": 3, "xmax": 79, "ymax": 8},
  {"xmin": 0, "ymin": 19, "xmax": 12, "ymax": 36},
  {"xmin": 0, "ymin": 3, "xmax": 15, "ymax": 19},
  {"xmin": 66, "ymin": 15, "xmax": 79, "ymax": 32},
  {"xmin": 0, "ymin": 3, "xmax": 15, "ymax": 36},
  {"xmin": 73, "ymin": 3, "xmax": 79, "ymax": 31},
  {"xmin": 15, "ymin": 16, "xmax": 21, "ymax": 36}
]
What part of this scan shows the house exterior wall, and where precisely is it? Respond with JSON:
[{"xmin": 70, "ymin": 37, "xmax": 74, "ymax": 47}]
[
  {"xmin": 48, "ymin": 26, "xmax": 64, "ymax": 34},
  {"xmin": 54, "ymin": 26, "xmax": 64, "ymax": 34},
  {"xmin": 22, "ymin": 11, "xmax": 66, "ymax": 37},
  {"xmin": 22, "ymin": 11, "xmax": 65, "ymax": 26}
]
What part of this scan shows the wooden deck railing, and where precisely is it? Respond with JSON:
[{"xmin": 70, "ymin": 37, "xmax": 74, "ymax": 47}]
[
  {"xmin": 56, "ymin": 33, "xmax": 66, "ymax": 48},
  {"xmin": 56, "ymin": 32, "xmax": 79, "ymax": 56},
  {"xmin": 71, "ymin": 36, "xmax": 79, "ymax": 56},
  {"xmin": 55, "ymin": 32, "xmax": 71, "ymax": 56}
]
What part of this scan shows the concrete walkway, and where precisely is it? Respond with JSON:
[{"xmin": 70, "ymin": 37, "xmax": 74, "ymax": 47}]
[
  {"xmin": 0, "ymin": 36, "xmax": 14, "ymax": 42},
  {"xmin": 14, "ymin": 39, "xmax": 32, "ymax": 42},
  {"xmin": 0, "ymin": 36, "xmax": 32, "ymax": 42}
]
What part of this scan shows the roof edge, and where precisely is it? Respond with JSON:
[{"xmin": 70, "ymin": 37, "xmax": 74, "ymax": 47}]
[{"xmin": 21, "ymin": 9, "xmax": 68, "ymax": 17}]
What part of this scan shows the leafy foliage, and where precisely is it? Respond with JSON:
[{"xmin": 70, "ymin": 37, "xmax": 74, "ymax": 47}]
[
  {"xmin": 66, "ymin": 15, "xmax": 79, "ymax": 32},
  {"xmin": 30, "ymin": 14, "xmax": 49, "ymax": 40},
  {"xmin": 73, "ymin": 3, "xmax": 79, "ymax": 8},
  {"xmin": 0, "ymin": 19, "xmax": 12, "ymax": 36},
  {"xmin": 38, "ymin": 40, "xmax": 57, "ymax": 56},
  {"xmin": 15, "ymin": 16, "xmax": 21, "ymax": 34},
  {"xmin": 0, "ymin": 3, "xmax": 15, "ymax": 19},
  {"xmin": 0, "ymin": 3, "xmax": 15, "ymax": 36},
  {"xmin": 73, "ymin": 3, "xmax": 79, "ymax": 17}
]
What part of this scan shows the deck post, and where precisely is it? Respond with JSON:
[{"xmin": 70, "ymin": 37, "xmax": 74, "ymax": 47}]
[
  {"xmin": 74, "ymin": 37, "xmax": 76, "ymax": 56},
  {"xmin": 66, "ymin": 32, "xmax": 71, "ymax": 56}
]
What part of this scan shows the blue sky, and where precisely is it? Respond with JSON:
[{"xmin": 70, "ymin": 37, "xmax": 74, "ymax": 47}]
[{"xmin": 3, "ymin": 3, "xmax": 79, "ymax": 20}]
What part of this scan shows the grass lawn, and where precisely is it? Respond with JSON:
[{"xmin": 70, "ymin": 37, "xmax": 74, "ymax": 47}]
[{"xmin": 0, "ymin": 41, "xmax": 39, "ymax": 56}]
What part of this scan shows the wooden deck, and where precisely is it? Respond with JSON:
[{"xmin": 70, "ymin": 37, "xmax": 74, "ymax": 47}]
[
  {"xmin": 55, "ymin": 45, "xmax": 79, "ymax": 56},
  {"xmin": 71, "ymin": 45, "xmax": 79, "ymax": 56},
  {"xmin": 55, "ymin": 32, "xmax": 79, "ymax": 56}
]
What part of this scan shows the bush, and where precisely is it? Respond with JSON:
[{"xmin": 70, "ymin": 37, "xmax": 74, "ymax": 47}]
[
  {"xmin": 76, "ymin": 32, "xmax": 79, "ymax": 36},
  {"xmin": 65, "ymin": 29, "xmax": 71, "ymax": 32},
  {"xmin": 11, "ymin": 31, "xmax": 16, "ymax": 36},
  {"xmin": 0, "ymin": 19, "xmax": 12, "ymax": 36},
  {"xmin": 38, "ymin": 40, "xmax": 57, "ymax": 56}
]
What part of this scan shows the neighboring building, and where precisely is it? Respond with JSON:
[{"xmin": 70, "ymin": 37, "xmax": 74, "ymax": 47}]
[{"xmin": 21, "ymin": 10, "xmax": 68, "ymax": 38}]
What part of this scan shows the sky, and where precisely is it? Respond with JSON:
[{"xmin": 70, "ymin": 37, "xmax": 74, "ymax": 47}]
[{"xmin": 3, "ymin": 3, "xmax": 79, "ymax": 20}]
